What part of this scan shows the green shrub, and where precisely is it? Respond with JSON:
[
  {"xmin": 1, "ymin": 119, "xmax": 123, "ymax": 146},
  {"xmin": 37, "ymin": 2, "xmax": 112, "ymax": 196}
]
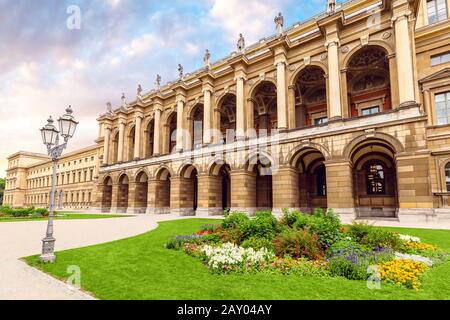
[
  {"xmin": 241, "ymin": 211, "xmax": 279, "ymax": 240},
  {"xmin": 217, "ymin": 227, "xmax": 244, "ymax": 244},
  {"xmin": 33, "ymin": 208, "xmax": 49, "ymax": 216},
  {"xmin": 241, "ymin": 236, "xmax": 275, "ymax": 251},
  {"xmin": 272, "ymin": 228, "xmax": 324, "ymax": 260},
  {"xmin": 165, "ymin": 235, "xmax": 204, "ymax": 250},
  {"xmin": 361, "ymin": 228, "xmax": 403, "ymax": 250},
  {"xmin": 221, "ymin": 212, "xmax": 250, "ymax": 230},
  {"xmin": 348, "ymin": 222, "xmax": 373, "ymax": 242},
  {"xmin": 281, "ymin": 210, "xmax": 308, "ymax": 228},
  {"xmin": 12, "ymin": 207, "xmax": 34, "ymax": 217},
  {"xmin": 200, "ymin": 233, "xmax": 222, "ymax": 244},
  {"xmin": 293, "ymin": 209, "xmax": 342, "ymax": 250},
  {"xmin": 200, "ymin": 224, "xmax": 218, "ymax": 233},
  {"xmin": 0, "ymin": 205, "xmax": 13, "ymax": 215}
]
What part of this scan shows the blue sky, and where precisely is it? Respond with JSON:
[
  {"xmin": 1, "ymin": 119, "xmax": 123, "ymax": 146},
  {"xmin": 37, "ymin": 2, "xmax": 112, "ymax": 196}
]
[{"xmin": 0, "ymin": 0, "xmax": 333, "ymax": 174}]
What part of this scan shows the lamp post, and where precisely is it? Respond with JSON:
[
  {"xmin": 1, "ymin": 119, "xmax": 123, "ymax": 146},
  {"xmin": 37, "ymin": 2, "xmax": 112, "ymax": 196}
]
[{"xmin": 39, "ymin": 106, "xmax": 78, "ymax": 263}]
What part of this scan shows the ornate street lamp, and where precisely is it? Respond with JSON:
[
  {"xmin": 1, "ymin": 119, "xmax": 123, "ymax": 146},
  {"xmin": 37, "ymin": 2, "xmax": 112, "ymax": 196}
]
[{"xmin": 39, "ymin": 106, "xmax": 78, "ymax": 263}]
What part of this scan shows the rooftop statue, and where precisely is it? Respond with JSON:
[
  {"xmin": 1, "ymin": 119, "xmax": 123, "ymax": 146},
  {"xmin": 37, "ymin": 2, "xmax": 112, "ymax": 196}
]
[
  {"xmin": 327, "ymin": 0, "xmax": 336, "ymax": 13},
  {"xmin": 204, "ymin": 49, "xmax": 211, "ymax": 69},
  {"xmin": 137, "ymin": 84, "xmax": 143, "ymax": 100},
  {"xmin": 155, "ymin": 74, "xmax": 161, "ymax": 90},
  {"xmin": 121, "ymin": 93, "xmax": 127, "ymax": 108},
  {"xmin": 274, "ymin": 12, "xmax": 284, "ymax": 36},
  {"xmin": 178, "ymin": 64, "xmax": 184, "ymax": 79},
  {"xmin": 237, "ymin": 33, "xmax": 245, "ymax": 53}
]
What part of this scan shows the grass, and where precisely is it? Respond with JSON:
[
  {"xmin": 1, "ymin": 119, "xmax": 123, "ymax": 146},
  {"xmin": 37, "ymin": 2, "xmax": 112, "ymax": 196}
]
[
  {"xmin": 0, "ymin": 213, "xmax": 129, "ymax": 222},
  {"xmin": 25, "ymin": 219, "xmax": 450, "ymax": 300}
]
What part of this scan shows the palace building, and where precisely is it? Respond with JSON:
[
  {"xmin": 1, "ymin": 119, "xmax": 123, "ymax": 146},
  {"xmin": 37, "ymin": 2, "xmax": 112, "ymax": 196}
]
[{"xmin": 3, "ymin": 0, "xmax": 450, "ymax": 223}]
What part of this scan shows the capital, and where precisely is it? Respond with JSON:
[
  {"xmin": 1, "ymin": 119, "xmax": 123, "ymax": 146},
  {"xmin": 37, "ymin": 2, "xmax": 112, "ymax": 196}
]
[{"xmin": 324, "ymin": 40, "xmax": 340, "ymax": 49}]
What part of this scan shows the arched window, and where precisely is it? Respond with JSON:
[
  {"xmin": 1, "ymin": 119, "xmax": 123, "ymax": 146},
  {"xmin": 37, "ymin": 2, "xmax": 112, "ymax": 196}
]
[
  {"xmin": 366, "ymin": 161, "xmax": 385, "ymax": 195},
  {"xmin": 445, "ymin": 163, "xmax": 450, "ymax": 192}
]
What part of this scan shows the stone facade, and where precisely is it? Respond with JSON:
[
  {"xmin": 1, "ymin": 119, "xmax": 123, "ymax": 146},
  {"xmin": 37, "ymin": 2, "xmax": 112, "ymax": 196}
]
[{"xmin": 4, "ymin": 0, "xmax": 450, "ymax": 223}]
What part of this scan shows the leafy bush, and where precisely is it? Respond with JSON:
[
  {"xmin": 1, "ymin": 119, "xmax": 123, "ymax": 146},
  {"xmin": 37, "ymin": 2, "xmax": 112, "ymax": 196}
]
[
  {"xmin": 33, "ymin": 208, "xmax": 49, "ymax": 216},
  {"xmin": 241, "ymin": 211, "xmax": 279, "ymax": 240},
  {"xmin": 165, "ymin": 234, "xmax": 204, "ymax": 250},
  {"xmin": 348, "ymin": 222, "xmax": 373, "ymax": 242},
  {"xmin": 361, "ymin": 228, "xmax": 403, "ymax": 250},
  {"xmin": 327, "ymin": 242, "xmax": 376, "ymax": 280},
  {"xmin": 0, "ymin": 205, "xmax": 13, "ymax": 215},
  {"xmin": 12, "ymin": 207, "xmax": 34, "ymax": 217},
  {"xmin": 241, "ymin": 236, "xmax": 275, "ymax": 251},
  {"xmin": 216, "ymin": 227, "xmax": 244, "ymax": 244},
  {"xmin": 293, "ymin": 209, "xmax": 342, "ymax": 250},
  {"xmin": 280, "ymin": 210, "xmax": 307, "ymax": 228},
  {"xmin": 272, "ymin": 228, "xmax": 324, "ymax": 260},
  {"xmin": 221, "ymin": 212, "xmax": 250, "ymax": 230}
]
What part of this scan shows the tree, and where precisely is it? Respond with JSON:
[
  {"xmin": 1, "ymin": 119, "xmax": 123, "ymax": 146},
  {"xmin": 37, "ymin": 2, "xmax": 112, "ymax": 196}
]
[{"xmin": 0, "ymin": 178, "xmax": 5, "ymax": 204}]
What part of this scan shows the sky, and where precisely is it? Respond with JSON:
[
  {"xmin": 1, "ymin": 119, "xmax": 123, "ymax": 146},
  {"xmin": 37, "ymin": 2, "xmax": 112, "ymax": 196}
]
[{"xmin": 0, "ymin": 0, "xmax": 333, "ymax": 175}]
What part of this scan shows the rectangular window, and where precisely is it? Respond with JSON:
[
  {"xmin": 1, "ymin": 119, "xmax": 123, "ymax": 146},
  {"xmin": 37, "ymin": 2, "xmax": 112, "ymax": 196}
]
[
  {"xmin": 427, "ymin": 0, "xmax": 448, "ymax": 24},
  {"xmin": 314, "ymin": 117, "xmax": 328, "ymax": 125},
  {"xmin": 435, "ymin": 91, "xmax": 450, "ymax": 125},
  {"xmin": 431, "ymin": 51, "xmax": 450, "ymax": 66},
  {"xmin": 361, "ymin": 106, "xmax": 380, "ymax": 116}
]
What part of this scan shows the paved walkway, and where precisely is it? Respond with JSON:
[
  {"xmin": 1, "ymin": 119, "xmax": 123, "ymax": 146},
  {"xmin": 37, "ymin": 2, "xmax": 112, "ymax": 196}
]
[{"xmin": 0, "ymin": 214, "xmax": 216, "ymax": 300}]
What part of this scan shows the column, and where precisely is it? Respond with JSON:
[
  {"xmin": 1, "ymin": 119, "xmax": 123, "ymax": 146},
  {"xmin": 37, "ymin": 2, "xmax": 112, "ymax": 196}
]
[
  {"xmin": 170, "ymin": 176, "xmax": 195, "ymax": 216},
  {"xmin": 393, "ymin": 12, "xmax": 415, "ymax": 105},
  {"xmin": 272, "ymin": 166, "xmax": 300, "ymax": 217},
  {"xmin": 235, "ymin": 75, "xmax": 246, "ymax": 140},
  {"xmin": 203, "ymin": 88, "xmax": 212, "ymax": 144},
  {"xmin": 423, "ymin": 89, "xmax": 433, "ymax": 126},
  {"xmin": 133, "ymin": 115, "xmax": 142, "ymax": 160},
  {"xmin": 230, "ymin": 169, "xmax": 256, "ymax": 215},
  {"xmin": 102, "ymin": 127, "xmax": 110, "ymax": 166},
  {"xmin": 110, "ymin": 183, "xmax": 119, "ymax": 213},
  {"xmin": 326, "ymin": 40, "xmax": 343, "ymax": 119},
  {"xmin": 117, "ymin": 121, "xmax": 125, "ymax": 163},
  {"xmin": 176, "ymin": 98, "xmax": 185, "ymax": 151},
  {"xmin": 325, "ymin": 161, "xmax": 355, "ymax": 223},
  {"xmin": 276, "ymin": 61, "xmax": 288, "ymax": 130},
  {"xmin": 153, "ymin": 108, "xmax": 162, "ymax": 155},
  {"xmin": 127, "ymin": 181, "xmax": 138, "ymax": 213},
  {"xmin": 196, "ymin": 174, "xmax": 222, "ymax": 216}
]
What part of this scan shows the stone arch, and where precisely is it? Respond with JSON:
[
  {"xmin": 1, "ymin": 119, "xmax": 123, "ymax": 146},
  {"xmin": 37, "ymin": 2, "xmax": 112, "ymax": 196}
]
[
  {"xmin": 134, "ymin": 168, "xmax": 150, "ymax": 182},
  {"xmin": 286, "ymin": 142, "xmax": 331, "ymax": 165},
  {"xmin": 244, "ymin": 150, "xmax": 275, "ymax": 173},
  {"xmin": 250, "ymin": 80, "xmax": 278, "ymax": 136},
  {"xmin": 154, "ymin": 165, "xmax": 174, "ymax": 181},
  {"xmin": 101, "ymin": 175, "xmax": 113, "ymax": 213},
  {"xmin": 133, "ymin": 170, "xmax": 149, "ymax": 214},
  {"xmin": 187, "ymin": 102, "xmax": 204, "ymax": 150},
  {"xmin": 289, "ymin": 61, "xmax": 328, "ymax": 86},
  {"xmin": 178, "ymin": 163, "xmax": 200, "ymax": 178},
  {"xmin": 342, "ymin": 42, "xmax": 394, "ymax": 69},
  {"xmin": 342, "ymin": 133, "xmax": 404, "ymax": 161},
  {"xmin": 208, "ymin": 155, "xmax": 234, "ymax": 176},
  {"xmin": 216, "ymin": 93, "xmax": 237, "ymax": 144},
  {"xmin": 248, "ymin": 78, "xmax": 277, "ymax": 98}
]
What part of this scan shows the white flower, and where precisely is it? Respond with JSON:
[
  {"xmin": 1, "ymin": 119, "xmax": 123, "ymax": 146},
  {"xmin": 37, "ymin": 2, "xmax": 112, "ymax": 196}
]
[
  {"xmin": 394, "ymin": 252, "xmax": 433, "ymax": 267},
  {"xmin": 399, "ymin": 234, "xmax": 421, "ymax": 243}
]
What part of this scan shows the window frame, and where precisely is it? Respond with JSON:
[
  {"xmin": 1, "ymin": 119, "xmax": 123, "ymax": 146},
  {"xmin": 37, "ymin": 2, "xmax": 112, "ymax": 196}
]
[
  {"xmin": 365, "ymin": 160, "xmax": 386, "ymax": 195},
  {"xmin": 427, "ymin": 0, "xmax": 448, "ymax": 25},
  {"xmin": 435, "ymin": 91, "xmax": 450, "ymax": 125},
  {"xmin": 445, "ymin": 162, "xmax": 450, "ymax": 192}
]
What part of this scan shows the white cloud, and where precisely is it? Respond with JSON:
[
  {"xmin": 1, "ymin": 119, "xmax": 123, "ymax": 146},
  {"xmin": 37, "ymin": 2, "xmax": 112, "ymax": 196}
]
[
  {"xmin": 124, "ymin": 33, "xmax": 158, "ymax": 57},
  {"xmin": 207, "ymin": 0, "xmax": 281, "ymax": 44}
]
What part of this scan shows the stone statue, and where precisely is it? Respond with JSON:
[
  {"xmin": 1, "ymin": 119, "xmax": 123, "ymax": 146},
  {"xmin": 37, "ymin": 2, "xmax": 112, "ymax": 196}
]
[
  {"xmin": 155, "ymin": 74, "xmax": 161, "ymax": 90},
  {"xmin": 237, "ymin": 33, "xmax": 245, "ymax": 53},
  {"xmin": 121, "ymin": 93, "xmax": 127, "ymax": 107},
  {"xmin": 327, "ymin": 0, "xmax": 336, "ymax": 13},
  {"xmin": 204, "ymin": 49, "xmax": 211, "ymax": 69},
  {"xmin": 106, "ymin": 102, "xmax": 113, "ymax": 116},
  {"xmin": 274, "ymin": 12, "xmax": 284, "ymax": 35},
  {"xmin": 178, "ymin": 64, "xmax": 184, "ymax": 79},
  {"xmin": 137, "ymin": 84, "xmax": 143, "ymax": 100}
]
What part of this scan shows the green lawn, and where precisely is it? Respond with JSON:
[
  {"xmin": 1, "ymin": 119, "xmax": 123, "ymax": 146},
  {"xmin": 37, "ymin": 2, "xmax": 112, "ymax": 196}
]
[
  {"xmin": 0, "ymin": 213, "xmax": 129, "ymax": 222},
  {"xmin": 25, "ymin": 219, "xmax": 450, "ymax": 300}
]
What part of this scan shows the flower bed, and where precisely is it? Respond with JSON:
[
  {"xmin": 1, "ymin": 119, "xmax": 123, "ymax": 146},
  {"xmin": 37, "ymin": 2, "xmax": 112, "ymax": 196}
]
[{"xmin": 165, "ymin": 210, "xmax": 448, "ymax": 290}]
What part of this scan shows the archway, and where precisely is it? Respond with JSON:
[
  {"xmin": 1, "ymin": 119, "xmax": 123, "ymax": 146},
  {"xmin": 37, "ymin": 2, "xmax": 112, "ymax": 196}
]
[
  {"xmin": 112, "ymin": 132, "xmax": 119, "ymax": 164},
  {"xmin": 190, "ymin": 104, "xmax": 204, "ymax": 149},
  {"xmin": 166, "ymin": 112, "xmax": 177, "ymax": 153},
  {"xmin": 252, "ymin": 81, "xmax": 277, "ymax": 137},
  {"xmin": 209, "ymin": 160, "xmax": 232, "ymax": 211},
  {"xmin": 346, "ymin": 46, "xmax": 392, "ymax": 117},
  {"xmin": 246, "ymin": 154, "xmax": 273, "ymax": 211},
  {"xmin": 101, "ymin": 176, "xmax": 113, "ymax": 213},
  {"xmin": 154, "ymin": 167, "xmax": 171, "ymax": 214},
  {"xmin": 293, "ymin": 66, "xmax": 327, "ymax": 128},
  {"xmin": 117, "ymin": 174, "xmax": 129, "ymax": 213},
  {"xmin": 127, "ymin": 126, "xmax": 135, "ymax": 162},
  {"xmin": 180, "ymin": 165, "xmax": 198, "ymax": 213},
  {"xmin": 290, "ymin": 147, "xmax": 328, "ymax": 212},
  {"xmin": 134, "ymin": 171, "xmax": 148, "ymax": 214},
  {"xmin": 218, "ymin": 93, "xmax": 237, "ymax": 144},
  {"xmin": 350, "ymin": 139, "xmax": 398, "ymax": 217},
  {"xmin": 145, "ymin": 119, "xmax": 155, "ymax": 158}
]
